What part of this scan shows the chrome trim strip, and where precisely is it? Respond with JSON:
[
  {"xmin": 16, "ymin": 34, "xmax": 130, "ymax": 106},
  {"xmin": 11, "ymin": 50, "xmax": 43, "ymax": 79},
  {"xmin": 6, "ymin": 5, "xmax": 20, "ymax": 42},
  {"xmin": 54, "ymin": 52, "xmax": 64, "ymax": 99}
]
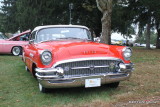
[
  {"xmin": 0, "ymin": 43, "xmax": 27, "ymax": 45},
  {"xmin": 52, "ymin": 57, "xmax": 123, "ymax": 68},
  {"xmin": 71, "ymin": 65, "xmax": 109, "ymax": 70},
  {"xmin": 39, "ymin": 72, "xmax": 132, "ymax": 88},
  {"xmin": 36, "ymin": 74, "xmax": 58, "ymax": 78},
  {"xmin": 36, "ymin": 72, "xmax": 129, "ymax": 80},
  {"xmin": 35, "ymin": 68, "xmax": 57, "ymax": 73}
]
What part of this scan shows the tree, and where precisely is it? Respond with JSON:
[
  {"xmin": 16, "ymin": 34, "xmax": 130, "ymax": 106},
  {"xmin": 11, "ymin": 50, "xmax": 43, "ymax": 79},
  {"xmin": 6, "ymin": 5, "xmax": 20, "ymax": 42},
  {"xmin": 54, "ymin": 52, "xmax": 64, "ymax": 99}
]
[
  {"xmin": 126, "ymin": 0, "xmax": 160, "ymax": 49},
  {"xmin": 1, "ymin": 0, "xmax": 19, "ymax": 33},
  {"xmin": 96, "ymin": 0, "xmax": 113, "ymax": 44},
  {"xmin": 111, "ymin": 0, "xmax": 136, "ymax": 38},
  {"xmin": 0, "ymin": 0, "xmax": 102, "ymax": 36},
  {"xmin": 135, "ymin": 30, "xmax": 157, "ymax": 45}
]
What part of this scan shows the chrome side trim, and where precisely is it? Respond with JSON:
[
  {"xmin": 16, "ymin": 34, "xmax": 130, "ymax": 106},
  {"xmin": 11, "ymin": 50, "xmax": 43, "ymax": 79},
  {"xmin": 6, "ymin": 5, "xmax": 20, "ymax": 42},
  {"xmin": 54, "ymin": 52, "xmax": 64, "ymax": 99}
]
[{"xmin": 52, "ymin": 57, "xmax": 123, "ymax": 68}]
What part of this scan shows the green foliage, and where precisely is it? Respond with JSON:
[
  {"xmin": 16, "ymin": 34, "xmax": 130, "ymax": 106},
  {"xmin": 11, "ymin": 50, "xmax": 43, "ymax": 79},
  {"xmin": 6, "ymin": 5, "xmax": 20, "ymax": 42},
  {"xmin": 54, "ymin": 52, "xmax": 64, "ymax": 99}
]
[
  {"xmin": 113, "ymin": 0, "xmax": 160, "ymax": 48},
  {"xmin": 111, "ymin": 0, "xmax": 136, "ymax": 36},
  {"xmin": 0, "ymin": 0, "xmax": 102, "ymax": 35},
  {"xmin": 135, "ymin": 30, "xmax": 157, "ymax": 44},
  {"xmin": 0, "ymin": 0, "xmax": 19, "ymax": 33}
]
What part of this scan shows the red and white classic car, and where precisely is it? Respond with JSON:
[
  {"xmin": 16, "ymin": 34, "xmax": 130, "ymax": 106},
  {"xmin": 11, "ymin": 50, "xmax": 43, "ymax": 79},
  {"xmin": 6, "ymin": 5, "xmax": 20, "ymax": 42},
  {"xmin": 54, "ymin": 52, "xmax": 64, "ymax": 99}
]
[
  {"xmin": 23, "ymin": 25, "xmax": 134, "ymax": 93},
  {"xmin": 0, "ymin": 30, "xmax": 30, "ymax": 56}
]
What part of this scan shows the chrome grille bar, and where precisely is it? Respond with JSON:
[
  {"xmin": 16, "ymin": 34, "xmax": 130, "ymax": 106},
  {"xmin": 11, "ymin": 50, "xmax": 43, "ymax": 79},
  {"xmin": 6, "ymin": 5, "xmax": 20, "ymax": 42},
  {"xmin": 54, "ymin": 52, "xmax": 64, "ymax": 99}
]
[
  {"xmin": 54, "ymin": 58, "xmax": 122, "ymax": 77},
  {"xmin": 71, "ymin": 65, "xmax": 109, "ymax": 70}
]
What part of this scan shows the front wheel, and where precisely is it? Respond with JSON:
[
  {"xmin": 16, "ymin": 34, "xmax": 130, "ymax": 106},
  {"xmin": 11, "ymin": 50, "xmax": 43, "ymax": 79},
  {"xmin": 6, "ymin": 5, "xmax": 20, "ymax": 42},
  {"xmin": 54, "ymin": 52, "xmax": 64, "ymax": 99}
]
[
  {"xmin": 106, "ymin": 82, "xmax": 120, "ymax": 88},
  {"xmin": 11, "ymin": 46, "xmax": 22, "ymax": 56},
  {"xmin": 39, "ymin": 83, "xmax": 49, "ymax": 93}
]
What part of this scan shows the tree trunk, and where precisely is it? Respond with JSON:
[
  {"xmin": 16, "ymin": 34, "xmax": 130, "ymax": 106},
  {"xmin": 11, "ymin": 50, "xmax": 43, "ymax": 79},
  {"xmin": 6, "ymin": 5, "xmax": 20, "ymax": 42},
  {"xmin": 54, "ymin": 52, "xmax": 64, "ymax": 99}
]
[
  {"xmin": 156, "ymin": 29, "xmax": 160, "ymax": 49},
  {"xmin": 146, "ymin": 22, "xmax": 151, "ymax": 49},
  {"xmin": 96, "ymin": 0, "xmax": 112, "ymax": 45},
  {"xmin": 101, "ymin": 10, "xmax": 111, "ymax": 44}
]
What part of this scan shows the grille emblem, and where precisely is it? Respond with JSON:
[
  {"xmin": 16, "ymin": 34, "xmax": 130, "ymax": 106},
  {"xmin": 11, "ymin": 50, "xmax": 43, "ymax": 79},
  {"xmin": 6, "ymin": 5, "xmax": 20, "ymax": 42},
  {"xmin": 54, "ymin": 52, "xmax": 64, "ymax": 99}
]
[
  {"xmin": 89, "ymin": 65, "xmax": 95, "ymax": 70},
  {"xmin": 109, "ymin": 63, "xmax": 115, "ymax": 69},
  {"xmin": 64, "ymin": 66, "xmax": 70, "ymax": 71}
]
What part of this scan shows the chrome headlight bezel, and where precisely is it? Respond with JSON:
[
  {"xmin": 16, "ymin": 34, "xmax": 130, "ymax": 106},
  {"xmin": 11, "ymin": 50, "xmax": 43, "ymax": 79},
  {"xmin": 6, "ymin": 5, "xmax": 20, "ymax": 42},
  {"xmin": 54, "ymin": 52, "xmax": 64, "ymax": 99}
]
[
  {"xmin": 40, "ymin": 50, "xmax": 52, "ymax": 65},
  {"xmin": 122, "ymin": 47, "xmax": 132, "ymax": 61}
]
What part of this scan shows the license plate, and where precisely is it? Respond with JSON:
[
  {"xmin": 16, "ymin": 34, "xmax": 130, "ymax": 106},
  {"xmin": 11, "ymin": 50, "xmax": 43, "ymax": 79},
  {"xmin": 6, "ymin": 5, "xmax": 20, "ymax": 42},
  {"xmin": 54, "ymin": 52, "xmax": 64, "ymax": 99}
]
[{"xmin": 85, "ymin": 78, "xmax": 101, "ymax": 88}]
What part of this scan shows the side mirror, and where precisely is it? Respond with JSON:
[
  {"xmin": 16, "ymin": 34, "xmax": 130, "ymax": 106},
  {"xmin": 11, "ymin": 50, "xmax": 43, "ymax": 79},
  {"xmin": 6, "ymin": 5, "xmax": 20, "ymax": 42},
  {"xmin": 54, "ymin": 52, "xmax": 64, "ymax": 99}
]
[
  {"xmin": 94, "ymin": 37, "xmax": 100, "ymax": 43},
  {"xmin": 29, "ymin": 40, "xmax": 34, "ymax": 44}
]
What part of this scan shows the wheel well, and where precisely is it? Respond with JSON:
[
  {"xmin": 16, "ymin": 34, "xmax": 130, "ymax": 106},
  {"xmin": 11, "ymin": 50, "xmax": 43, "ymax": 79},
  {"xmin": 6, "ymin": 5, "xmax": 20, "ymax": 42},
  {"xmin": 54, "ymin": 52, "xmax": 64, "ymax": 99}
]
[
  {"xmin": 32, "ymin": 63, "xmax": 37, "ymax": 78},
  {"xmin": 11, "ymin": 46, "xmax": 22, "ymax": 53}
]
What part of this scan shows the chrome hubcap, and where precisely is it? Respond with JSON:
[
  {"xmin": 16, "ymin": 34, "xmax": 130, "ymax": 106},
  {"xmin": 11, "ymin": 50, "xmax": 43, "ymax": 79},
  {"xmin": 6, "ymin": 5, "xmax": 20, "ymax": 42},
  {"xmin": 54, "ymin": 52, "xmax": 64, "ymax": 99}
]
[{"xmin": 13, "ymin": 47, "xmax": 20, "ymax": 55}]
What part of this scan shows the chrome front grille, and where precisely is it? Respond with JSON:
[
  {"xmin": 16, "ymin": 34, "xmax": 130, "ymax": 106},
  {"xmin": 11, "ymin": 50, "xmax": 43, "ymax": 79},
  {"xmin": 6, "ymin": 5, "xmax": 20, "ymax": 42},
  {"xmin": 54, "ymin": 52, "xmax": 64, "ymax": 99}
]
[{"xmin": 55, "ymin": 60, "xmax": 122, "ymax": 77}]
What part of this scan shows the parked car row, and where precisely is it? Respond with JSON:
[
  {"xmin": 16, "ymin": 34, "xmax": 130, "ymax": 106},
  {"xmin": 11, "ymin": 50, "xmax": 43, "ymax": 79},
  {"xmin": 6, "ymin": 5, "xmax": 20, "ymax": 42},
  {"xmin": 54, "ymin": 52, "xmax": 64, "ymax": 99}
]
[
  {"xmin": 134, "ymin": 43, "xmax": 156, "ymax": 48},
  {"xmin": 1, "ymin": 25, "xmax": 134, "ymax": 93}
]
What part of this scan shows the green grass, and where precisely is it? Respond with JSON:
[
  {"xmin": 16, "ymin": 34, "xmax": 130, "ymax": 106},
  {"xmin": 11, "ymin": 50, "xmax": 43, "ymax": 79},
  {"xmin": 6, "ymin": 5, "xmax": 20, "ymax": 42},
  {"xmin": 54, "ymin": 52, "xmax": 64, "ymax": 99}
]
[{"xmin": 0, "ymin": 48, "xmax": 160, "ymax": 107}]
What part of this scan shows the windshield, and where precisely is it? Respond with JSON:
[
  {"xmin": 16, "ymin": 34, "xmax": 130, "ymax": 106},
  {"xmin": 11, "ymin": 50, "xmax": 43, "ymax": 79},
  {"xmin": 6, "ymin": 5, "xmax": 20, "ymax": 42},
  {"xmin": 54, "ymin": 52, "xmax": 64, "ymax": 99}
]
[
  {"xmin": 36, "ymin": 27, "xmax": 91, "ymax": 43},
  {"xmin": 0, "ymin": 34, "xmax": 8, "ymax": 40}
]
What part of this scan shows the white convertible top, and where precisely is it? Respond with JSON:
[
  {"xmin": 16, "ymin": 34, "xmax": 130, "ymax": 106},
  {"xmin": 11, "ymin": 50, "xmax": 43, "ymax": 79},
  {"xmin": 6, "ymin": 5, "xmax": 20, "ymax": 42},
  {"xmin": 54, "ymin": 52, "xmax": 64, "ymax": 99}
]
[{"xmin": 32, "ymin": 25, "xmax": 89, "ymax": 32}]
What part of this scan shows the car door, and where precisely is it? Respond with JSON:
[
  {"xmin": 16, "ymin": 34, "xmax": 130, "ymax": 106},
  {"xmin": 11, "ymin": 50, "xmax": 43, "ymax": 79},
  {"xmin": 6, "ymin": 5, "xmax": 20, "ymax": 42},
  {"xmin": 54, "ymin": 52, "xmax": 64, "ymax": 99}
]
[
  {"xmin": 24, "ymin": 31, "xmax": 37, "ymax": 71},
  {"xmin": 0, "ymin": 39, "xmax": 12, "ymax": 53}
]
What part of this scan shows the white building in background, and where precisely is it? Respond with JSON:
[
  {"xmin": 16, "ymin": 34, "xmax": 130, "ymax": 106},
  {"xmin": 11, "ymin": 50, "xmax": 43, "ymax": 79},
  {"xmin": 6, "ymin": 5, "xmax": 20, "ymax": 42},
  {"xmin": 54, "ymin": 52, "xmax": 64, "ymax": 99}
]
[{"xmin": 111, "ymin": 32, "xmax": 136, "ymax": 41}]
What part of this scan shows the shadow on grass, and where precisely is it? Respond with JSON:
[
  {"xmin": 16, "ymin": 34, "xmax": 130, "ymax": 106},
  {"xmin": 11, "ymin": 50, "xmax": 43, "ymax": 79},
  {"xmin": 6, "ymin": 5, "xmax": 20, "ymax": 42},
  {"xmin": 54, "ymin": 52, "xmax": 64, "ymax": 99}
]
[
  {"xmin": 0, "ymin": 54, "xmax": 13, "ymax": 56},
  {"xmin": 46, "ymin": 84, "xmax": 119, "ymax": 95}
]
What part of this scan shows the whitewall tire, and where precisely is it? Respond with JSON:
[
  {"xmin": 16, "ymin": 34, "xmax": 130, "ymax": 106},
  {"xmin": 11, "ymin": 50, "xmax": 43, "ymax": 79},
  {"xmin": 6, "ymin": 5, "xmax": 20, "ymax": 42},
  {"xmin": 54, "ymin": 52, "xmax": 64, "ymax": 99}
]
[{"xmin": 12, "ymin": 46, "xmax": 22, "ymax": 56}]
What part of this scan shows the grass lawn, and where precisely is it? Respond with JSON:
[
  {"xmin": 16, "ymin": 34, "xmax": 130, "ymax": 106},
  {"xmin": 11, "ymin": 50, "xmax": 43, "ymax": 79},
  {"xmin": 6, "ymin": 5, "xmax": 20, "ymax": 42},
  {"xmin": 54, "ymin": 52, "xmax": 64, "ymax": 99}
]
[{"xmin": 0, "ymin": 48, "xmax": 160, "ymax": 107}]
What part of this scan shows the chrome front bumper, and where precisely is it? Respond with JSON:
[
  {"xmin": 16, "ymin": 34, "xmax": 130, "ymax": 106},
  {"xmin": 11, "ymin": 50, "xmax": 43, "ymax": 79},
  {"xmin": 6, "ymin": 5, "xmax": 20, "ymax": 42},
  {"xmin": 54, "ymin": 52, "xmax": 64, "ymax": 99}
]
[{"xmin": 35, "ymin": 63, "xmax": 134, "ymax": 88}]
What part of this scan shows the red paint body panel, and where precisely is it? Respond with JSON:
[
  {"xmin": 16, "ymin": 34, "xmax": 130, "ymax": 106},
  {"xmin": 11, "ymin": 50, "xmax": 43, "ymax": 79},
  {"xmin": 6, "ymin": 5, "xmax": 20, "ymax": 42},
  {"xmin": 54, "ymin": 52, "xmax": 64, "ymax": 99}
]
[{"xmin": 23, "ymin": 39, "xmax": 130, "ymax": 70}]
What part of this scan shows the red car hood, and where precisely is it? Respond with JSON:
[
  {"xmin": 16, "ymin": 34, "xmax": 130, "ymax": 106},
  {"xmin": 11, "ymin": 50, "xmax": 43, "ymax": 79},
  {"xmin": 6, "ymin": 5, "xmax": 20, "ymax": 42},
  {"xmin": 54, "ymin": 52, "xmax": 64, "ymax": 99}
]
[{"xmin": 35, "ymin": 40, "xmax": 122, "ymax": 63}]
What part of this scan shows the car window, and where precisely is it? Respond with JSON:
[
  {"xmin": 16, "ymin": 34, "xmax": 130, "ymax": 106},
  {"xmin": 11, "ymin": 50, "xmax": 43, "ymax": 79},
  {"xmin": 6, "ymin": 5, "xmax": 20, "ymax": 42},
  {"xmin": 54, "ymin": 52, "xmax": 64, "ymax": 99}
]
[
  {"xmin": 30, "ymin": 31, "xmax": 36, "ymax": 41},
  {"xmin": 36, "ymin": 27, "xmax": 92, "ymax": 43},
  {"xmin": 11, "ymin": 33, "xmax": 30, "ymax": 41},
  {"xmin": 20, "ymin": 33, "xmax": 30, "ymax": 41}
]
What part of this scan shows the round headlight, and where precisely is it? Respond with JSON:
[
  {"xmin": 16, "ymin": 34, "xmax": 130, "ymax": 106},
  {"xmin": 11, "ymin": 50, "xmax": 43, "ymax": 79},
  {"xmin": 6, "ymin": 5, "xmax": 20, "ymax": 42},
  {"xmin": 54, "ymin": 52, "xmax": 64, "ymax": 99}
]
[
  {"xmin": 123, "ymin": 47, "xmax": 132, "ymax": 60},
  {"xmin": 40, "ymin": 50, "xmax": 52, "ymax": 65}
]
